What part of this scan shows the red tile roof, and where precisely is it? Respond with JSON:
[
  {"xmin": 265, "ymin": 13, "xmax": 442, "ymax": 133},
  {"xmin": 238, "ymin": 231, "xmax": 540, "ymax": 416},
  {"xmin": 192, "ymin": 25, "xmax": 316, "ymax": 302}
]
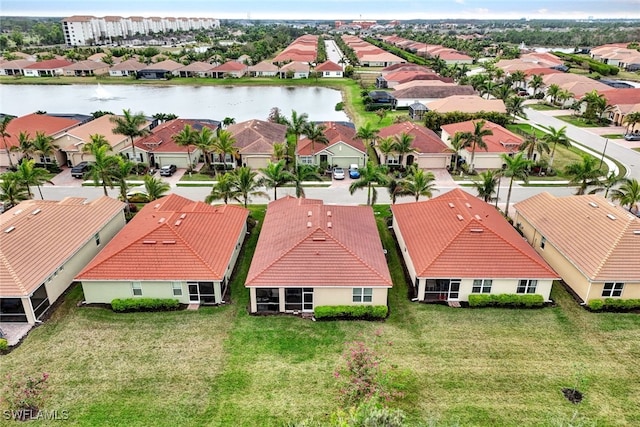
[
  {"xmin": 226, "ymin": 119, "xmax": 287, "ymax": 155},
  {"xmin": 315, "ymin": 61, "xmax": 342, "ymax": 72},
  {"xmin": 3, "ymin": 113, "xmax": 81, "ymax": 149},
  {"xmin": 134, "ymin": 119, "xmax": 218, "ymax": 153},
  {"xmin": 24, "ymin": 59, "xmax": 73, "ymax": 69},
  {"xmin": 378, "ymin": 122, "xmax": 450, "ymax": 155},
  {"xmin": 392, "ymin": 189, "xmax": 557, "ymax": 279},
  {"xmin": 211, "ymin": 61, "xmax": 247, "ymax": 72},
  {"xmin": 245, "ymin": 197, "xmax": 392, "ymax": 287},
  {"xmin": 441, "ymin": 120, "xmax": 522, "ymax": 153},
  {"xmin": 598, "ymin": 88, "xmax": 640, "ymax": 106},
  {"xmin": 77, "ymin": 194, "xmax": 249, "ymax": 281},
  {"xmin": 297, "ymin": 122, "xmax": 365, "ymax": 155}
]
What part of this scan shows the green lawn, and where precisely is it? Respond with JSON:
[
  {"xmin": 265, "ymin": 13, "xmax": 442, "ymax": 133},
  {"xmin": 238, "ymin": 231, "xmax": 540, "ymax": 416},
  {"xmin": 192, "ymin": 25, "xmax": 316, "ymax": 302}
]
[
  {"xmin": 601, "ymin": 134, "xmax": 624, "ymax": 139},
  {"xmin": 555, "ymin": 115, "xmax": 603, "ymax": 128},
  {"xmin": 526, "ymin": 103, "xmax": 559, "ymax": 111},
  {"xmin": 1, "ymin": 205, "xmax": 639, "ymax": 426}
]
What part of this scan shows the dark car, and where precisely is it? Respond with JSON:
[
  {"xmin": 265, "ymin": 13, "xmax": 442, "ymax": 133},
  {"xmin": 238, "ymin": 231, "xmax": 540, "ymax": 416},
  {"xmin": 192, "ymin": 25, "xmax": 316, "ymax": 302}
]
[
  {"xmin": 624, "ymin": 133, "xmax": 640, "ymax": 141},
  {"xmin": 159, "ymin": 164, "xmax": 177, "ymax": 176},
  {"xmin": 71, "ymin": 162, "xmax": 90, "ymax": 178}
]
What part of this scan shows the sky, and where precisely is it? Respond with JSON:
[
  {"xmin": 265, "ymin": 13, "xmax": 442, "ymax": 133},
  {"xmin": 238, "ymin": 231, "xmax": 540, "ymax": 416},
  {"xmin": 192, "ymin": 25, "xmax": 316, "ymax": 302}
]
[{"xmin": 2, "ymin": 0, "xmax": 640, "ymax": 20}]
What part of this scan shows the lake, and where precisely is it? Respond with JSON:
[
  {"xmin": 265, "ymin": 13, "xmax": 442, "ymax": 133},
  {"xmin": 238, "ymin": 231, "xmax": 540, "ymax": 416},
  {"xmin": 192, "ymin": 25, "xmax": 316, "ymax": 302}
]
[{"xmin": 0, "ymin": 84, "xmax": 350, "ymax": 123}]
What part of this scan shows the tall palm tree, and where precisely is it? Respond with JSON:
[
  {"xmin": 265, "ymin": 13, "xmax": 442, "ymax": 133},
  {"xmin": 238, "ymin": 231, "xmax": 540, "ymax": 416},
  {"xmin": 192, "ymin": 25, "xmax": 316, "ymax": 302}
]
[
  {"xmin": 501, "ymin": 153, "xmax": 532, "ymax": 217},
  {"xmin": 564, "ymin": 155, "xmax": 603, "ymax": 195},
  {"xmin": 518, "ymin": 134, "xmax": 550, "ymax": 163},
  {"xmin": 393, "ymin": 132, "xmax": 414, "ymax": 167},
  {"xmin": 0, "ymin": 172, "xmax": 29, "ymax": 208},
  {"xmin": 172, "ymin": 124, "xmax": 198, "ymax": 170},
  {"xmin": 510, "ymin": 70, "xmax": 526, "ymax": 90},
  {"xmin": 31, "ymin": 131, "xmax": 59, "ymax": 164},
  {"xmin": 192, "ymin": 127, "xmax": 216, "ymax": 172},
  {"xmin": 86, "ymin": 144, "xmax": 118, "ymax": 196},
  {"xmin": 348, "ymin": 161, "xmax": 389, "ymax": 206},
  {"xmin": 376, "ymin": 136, "xmax": 395, "ymax": 166},
  {"xmin": 480, "ymin": 80, "xmax": 497, "ymax": 99},
  {"xmin": 622, "ymin": 112, "xmax": 640, "ymax": 134},
  {"xmin": 355, "ymin": 122, "xmax": 379, "ymax": 149},
  {"xmin": 303, "ymin": 122, "xmax": 328, "ymax": 159},
  {"xmin": 205, "ymin": 172, "xmax": 240, "ymax": 204},
  {"xmin": 82, "ymin": 133, "xmax": 111, "ymax": 160},
  {"xmin": 272, "ymin": 142, "xmax": 288, "ymax": 162},
  {"xmin": 0, "ymin": 116, "xmax": 15, "ymax": 168},
  {"xmin": 232, "ymin": 166, "xmax": 269, "ymax": 207},
  {"xmin": 543, "ymin": 126, "xmax": 571, "ymax": 172},
  {"xmin": 591, "ymin": 171, "xmax": 623, "ymax": 198},
  {"xmin": 284, "ymin": 110, "xmax": 309, "ymax": 165},
  {"xmin": 529, "ymin": 74, "xmax": 545, "ymax": 98},
  {"xmin": 547, "ymin": 84, "xmax": 561, "ymax": 106},
  {"xmin": 505, "ymin": 96, "xmax": 527, "ymax": 119},
  {"xmin": 291, "ymin": 163, "xmax": 322, "ymax": 198},
  {"xmin": 400, "ymin": 168, "xmax": 437, "ymax": 202},
  {"xmin": 110, "ymin": 109, "xmax": 149, "ymax": 163},
  {"xmin": 213, "ymin": 129, "xmax": 238, "ymax": 170},
  {"xmin": 492, "ymin": 84, "xmax": 513, "ymax": 101},
  {"xmin": 144, "ymin": 175, "xmax": 170, "ymax": 201},
  {"xmin": 472, "ymin": 169, "xmax": 500, "ymax": 202},
  {"xmin": 14, "ymin": 159, "xmax": 53, "ymax": 199},
  {"xmin": 11, "ymin": 131, "xmax": 34, "ymax": 161},
  {"xmin": 222, "ymin": 117, "xmax": 236, "ymax": 128},
  {"xmin": 111, "ymin": 156, "xmax": 135, "ymax": 213},
  {"xmin": 610, "ymin": 178, "xmax": 640, "ymax": 212},
  {"xmin": 260, "ymin": 160, "xmax": 293, "ymax": 200},
  {"xmin": 582, "ymin": 90, "xmax": 609, "ymax": 124},
  {"xmin": 387, "ymin": 179, "xmax": 403, "ymax": 204},
  {"xmin": 463, "ymin": 120, "xmax": 492, "ymax": 173},
  {"xmin": 556, "ymin": 89, "xmax": 574, "ymax": 108},
  {"xmin": 449, "ymin": 131, "xmax": 467, "ymax": 173}
]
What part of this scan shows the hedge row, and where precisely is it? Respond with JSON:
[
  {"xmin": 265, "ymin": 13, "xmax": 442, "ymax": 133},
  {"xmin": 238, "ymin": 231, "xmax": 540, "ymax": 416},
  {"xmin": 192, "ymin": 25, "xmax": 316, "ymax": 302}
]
[
  {"xmin": 314, "ymin": 305, "xmax": 388, "ymax": 320},
  {"xmin": 468, "ymin": 294, "xmax": 545, "ymax": 308},
  {"xmin": 587, "ymin": 298, "xmax": 640, "ymax": 311},
  {"xmin": 0, "ymin": 338, "xmax": 8, "ymax": 351},
  {"xmin": 111, "ymin": 298, "xmax": 180, "ymax": 312}
]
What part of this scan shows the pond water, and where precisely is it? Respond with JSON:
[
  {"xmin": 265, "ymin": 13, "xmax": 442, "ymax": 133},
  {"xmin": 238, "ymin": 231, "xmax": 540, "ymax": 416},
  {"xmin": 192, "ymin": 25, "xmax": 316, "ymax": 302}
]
[{"xmin": 0, "ymin": 84, "xmax": 350, "ymax": 123}]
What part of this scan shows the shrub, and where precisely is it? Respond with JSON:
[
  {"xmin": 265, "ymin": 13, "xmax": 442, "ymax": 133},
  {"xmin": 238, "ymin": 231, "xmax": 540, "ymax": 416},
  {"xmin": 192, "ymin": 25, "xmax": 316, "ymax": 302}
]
[
  {"xmin": 0, "ymin": 338, "xmax": 8, "ymax": 351},
  {"xmin": 468, "ymin": 294, "xmax": 544, "ymax": 308},
  {"xmin": 111, "ymin": 298, "xmax": 180, "ymax": 312},
  {"xmin": 588, "ymin": 299, "xmax": 604, "ymax": 311},
  {"xmin": 603, "ymin": 298, "xmax": 640, "ymax": 311},
  {"xmin": 314, "ymin": 305, "xmax": 388, "ymax": 320}
]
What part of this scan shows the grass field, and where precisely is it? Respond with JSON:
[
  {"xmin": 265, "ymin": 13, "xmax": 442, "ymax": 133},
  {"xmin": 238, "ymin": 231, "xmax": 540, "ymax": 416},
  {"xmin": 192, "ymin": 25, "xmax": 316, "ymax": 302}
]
[
  {"xmin": 1, "ymin": 205, "xmax": 639, "ymax": 426},
  {"xmin": 555, "ymin": 116, "xmax": 602, "ymax": 128}
]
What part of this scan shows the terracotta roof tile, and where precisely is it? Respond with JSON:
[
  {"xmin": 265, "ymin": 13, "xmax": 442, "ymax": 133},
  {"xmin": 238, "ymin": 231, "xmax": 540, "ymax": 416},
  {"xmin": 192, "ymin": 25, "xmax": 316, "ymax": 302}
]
[
  {"xmin": 427, "ymin": 96, "xmax": 507, "ymax": 114},
  {"xmin": 24, "ymin": 59, "xmax": 73, "ymax": 69},
  {"xmin": 297, "ymin": 122, "xmax": 365, "ymax": 156},
  {"xmin": 227, "ymin": 120, "xmax": 287, "ymax": 154},
  {"xmin": 134, "ymin": 119, "xmax": 218, "ymax": 153},
  {"xmin": 3, "ymin": 113, "xmax": 81, "ymax": 150},
  {"xmin": 441, "ymin": 120, "xmax": 522, "ymax": 153},
  {"xmin": 378, "ymin": 122, "xmax": 450, "ymax": 154}
]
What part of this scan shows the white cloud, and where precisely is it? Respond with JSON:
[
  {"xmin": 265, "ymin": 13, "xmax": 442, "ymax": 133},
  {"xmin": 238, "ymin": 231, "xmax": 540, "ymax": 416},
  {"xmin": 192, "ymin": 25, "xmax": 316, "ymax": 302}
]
[{"xmin": 455, "ymin": 0, "xmax": 465, "ymax": 4}]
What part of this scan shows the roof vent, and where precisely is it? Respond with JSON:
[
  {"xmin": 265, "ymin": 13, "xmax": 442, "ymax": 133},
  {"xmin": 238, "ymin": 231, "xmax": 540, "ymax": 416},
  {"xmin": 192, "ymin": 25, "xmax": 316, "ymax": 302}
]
[
  {"xmin": 162, "ymin": 240, "xmax": 176, "ymax": 244},
  {"xmin": 465, "ymin": 202, "xmax": 472, "ymax": 208},
  {"xmin": 154, "ymin": 203, "xmax": 161, "ymax": 209},
  {"xmin": 13, "ymin": 209, "xmax": 22, "ymax": 215},
  {"xmin": 456, "ymin": 214, "xmax": 464, "ymax": 221},
  {"xmin": 327, "ymin": 221, "xmax": 332, "ymax": 228},
  {"xmin": 308, "ymin": 210, "xmax": 312, "ymax": 217},
  {"xmin": 175, "ymin": 219, "xmax": 182, "ymax": 226},
  {"xmin": 312, "ymin": 236, "xmax": 326, "ymax": 241},
  {"xmin": 158, "ymin": 217, "xmax": 166, "ymax": 223},
  {"xmin": 179, "ymin": 213, "xmax": 187, "ymax": 219},
  {"xmin": 143, "ymin": 240, "xmax": 156, "ymax": 244},
  {"xmin": 307, "ymin": 221, "xmax": 312, "ymax": 228},
  {"xmin": 4, "ymin": 226, "xmax": 15, "ymax": 233},
  {"xmin": 470, "ymin": 228, "xmax": 484, "ymax": 233},
  {"xmin": 634, "ymin": 230, "xmax": 640, "ymax": 235},
  {"xmin": 448, "ymin": 202, "xmax": 455, "ymax": 208},
  {"xmin": 589, "ymin": 202, "xmax": 599, "ymax": 208},
  {"xmin": 607, "ymin": 214, "xmax": 616, "ymax": 221},
  {"xmin": 474, "ymin": 214, "xmax": 482, "ymax": 220},
  {"xmin": 31, "ymin": 209, "xmax": 41, "ymax": 215},
  {"xmin": 327, "ymin": 210, "xmax": 332, "ymax": 217}
]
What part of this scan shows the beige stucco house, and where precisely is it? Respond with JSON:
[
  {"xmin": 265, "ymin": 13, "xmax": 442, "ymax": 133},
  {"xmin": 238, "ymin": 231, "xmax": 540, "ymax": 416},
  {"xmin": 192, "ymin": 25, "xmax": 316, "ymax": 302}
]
[
  {"xmin": 0, "ymin": 197, "xmax": 126, "ymax": 324},
  {"xmin": 245, "ymin": 197, "xmax": 392, "ymax": 313},
  {"xmin": 376, "ymin": 122, "xmax": 452, "ymax": 169},
  {"xmin": 77, "ymin": 194, "xmax": 249, "ymax": 306},
  {"xmin": 296, "ymin": 122, "xmax": 367, "ymax": 168},
  {"xmin": 226, "ymin": 119, "xmax": 288, "ymax": 169},
  {"xmin": 513, "ymin": 193, "xmax": 640, "ymax": 304}
]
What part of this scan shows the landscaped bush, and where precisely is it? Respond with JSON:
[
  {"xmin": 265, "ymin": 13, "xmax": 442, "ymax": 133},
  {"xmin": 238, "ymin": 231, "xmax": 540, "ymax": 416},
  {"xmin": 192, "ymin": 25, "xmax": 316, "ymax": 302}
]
[
  {"xmin": 588, "ymin": 298, "xmax": 640, "ymax": 312},
  {"xmin": 587, "ymin": 299, "xmax": 605, "ymax": 311},
  {"xmin": 468, "ymin": 294, "xmax": 545, "ymax": 308},
  {"xmin": 111, "ymin": 298, "xmax": 180, "ymax": 312},
  {"xmin": 0, "ymin": 338, "xmax": 8, "ymax": 351},
  {"xmin": 314, "ymin": 305, "xmax": 388, "ymax": 320}
]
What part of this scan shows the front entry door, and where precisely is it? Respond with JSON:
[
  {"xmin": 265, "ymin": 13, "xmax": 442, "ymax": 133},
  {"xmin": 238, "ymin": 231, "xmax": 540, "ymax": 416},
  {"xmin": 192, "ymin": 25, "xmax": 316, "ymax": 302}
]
[{"xmin": 188, "ymin": 283, "xmax": 199, "ymax": 303}]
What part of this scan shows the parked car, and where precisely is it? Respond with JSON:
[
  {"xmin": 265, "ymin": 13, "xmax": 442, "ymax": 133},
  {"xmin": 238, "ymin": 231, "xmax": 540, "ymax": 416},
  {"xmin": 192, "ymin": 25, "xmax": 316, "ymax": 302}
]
[
  {"xmin": 71, "ymin": 161, "xmax": 90, "ymax": 178},
  {"xmin": 348, "ymin": 164, "xmax": 360, "ymax": 179},
  {"xmin": 624, "ymin": 133, "xmax": 640, "ymax": 141},
  {"xmin": 159, "ymin": 164, "xmax": 177, "ymax": 176},
  {"xmin": 333, "ymin": 167, "xmax": 345, "ymax": 180}
]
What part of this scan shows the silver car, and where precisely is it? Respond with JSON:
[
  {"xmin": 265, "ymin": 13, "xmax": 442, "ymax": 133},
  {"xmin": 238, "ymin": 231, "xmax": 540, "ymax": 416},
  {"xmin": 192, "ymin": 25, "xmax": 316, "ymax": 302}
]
[{"xmin": 333, "ymin": 167, "xmax": 345, "ymax": 180}]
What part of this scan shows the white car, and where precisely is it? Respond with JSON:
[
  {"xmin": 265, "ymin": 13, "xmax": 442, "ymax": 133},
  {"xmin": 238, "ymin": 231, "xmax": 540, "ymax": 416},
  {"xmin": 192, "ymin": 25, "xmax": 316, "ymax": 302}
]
[{"xmin": 333, "ymin": 167, "xmax": 345, "ymax": 180}]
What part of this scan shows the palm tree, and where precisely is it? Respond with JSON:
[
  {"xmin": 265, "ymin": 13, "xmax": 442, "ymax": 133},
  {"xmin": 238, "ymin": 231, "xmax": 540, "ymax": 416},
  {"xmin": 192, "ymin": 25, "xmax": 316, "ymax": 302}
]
[
  {"xmin": 393, "ymin": 132, "xmax": 414, "ymax": 167},
  {"xmin": 348, "ymin": 161, "xmax": 389, "ymax": 206},
  {"xmin": 400, "ymin": 168, "xmax": 437, "ymax": 202},
  {"xmin": 355, "ymin": 122, "xmax": 379, "ymax": 148},
  {"xmin": 501, "ymin": 153, "xmax": 532, "ymax": 217},
  {"xmin": 232, "ymin": 166, "xmax": 269, "ymax": 207},
  {"xmin": 111, "ymin": 156, "xmax": 135, "ymax": 212},
  {"xmin": 213, "ymin": 129, "xmax": 238, "ymax": 170},
  {"xmin": 564, "ymin": 155, "xmax": 603, "ymax": 195},
  {"xmin": 110, "ymin": 109, "xmax": 149, "ymax": 163},
  {"xmin": 376, "ymin": 136, "xmax": 395, "ymax": 166},
  {"xmin": 222, "ymin": 117, "xmax": 236, "ymax": 128},
  {"xmin": 518, "ymin": 134, "xmax": 550, "ymax": 163},
  {"xmin": 192, "ymin": 127, "xmax": 216, "ymax": 172},
  {"xmin": 505, "ymin": 96, "xmax": 527, "ymax": 119},
  {"xmin": 529, "ymin": 74, "xmax": 545, "ymax": 97},
  {"xmin": 492, "ymin": 84, "xmax": 513, "ymax": 101},
  {"xmin": 463, "ymin": 120, "xmax": 492, "ymax": 173},
  {"xmin": 284, "ymin": 110, "xmax": 309, "ymax": 165},
  {"xmin": 82, "ymin": 134, "xmax": 111, "ymax": 160},
  {"xmin": 449, "ymin": 131, "xmax": 467, "ymax": 173},
  {"xmin": 272, "ymin": 142, "xmax": 288, "ymax": 162},
  {"xmin": 14, "ymin": 159, "xmax": 53, "ymax": 199},
  {"xmin": 0, "ymin": 172, "xmax": 28, "ymax": 208},
  {"xmin": 622, "ymin": 112, "xmax": 640, "ymax": 134},
  {"xmin": 0, "ymin": 116, "xmax": 15, "ymax": 168},
  {"xmin": 591, "ymin": 171, "xmax": 623, "ymax": 198},
  {"xmin": 543, "ymin": 126, "xmax": 571, "ymax": 172},
  {"xmin": 510, "ymin": 70, "xmax": 526, "ymax": 90},
  {"xmin": 547, "ymin": 84, "xmax": 561, "ymax": 106},
  {"xmin": 472, "ymin": 169, "xmax": 500, "ymax": 202},
  {"xmin": 556, "ymin": 89, "xmax": 574, "ymax": 108},
  {"xmin": 582, "ymin": 90, "xmax": 609, "ymax": 124},
  {"xmin": 205, "ymin": 172, "xmax": 240, "ymax": 204},
  {"xmin": 610, "ymin": 178, "xmax": 640, "ymax": 212},
  {"xmin": 291, "ymin": 163, "xmax": 322, "ymax": 198},
  {"xmin": 303, "ymin": 122, "xmax": 328, "ymax": 158},
  {"xmin": 480, "ymin": 80, "xmax": 497, "ymax": 99},
  {"xmin": 11, "ymin": 131, "xmax": 34, "ymax": 161},
  {"xmin": 172, "ymin": 124, "xmax": 198, "ymax": 170},
  {"xmin": 387, "ymin": 179, "xmax": 404, "ymax": 204},
  {"xmin": 31, "ymin": 131, "xmax": 58, "ymax": 164},
  {"xmin": 260, "ymin": 160, "xmax": 293, "ymax": 200},
  {"xmin": 86, "ymin": 144, "xmax": 118, "ymax": 196},
  {"xmin": 144, "ymin": 175, "xmax": 170, "ymax": 201}
]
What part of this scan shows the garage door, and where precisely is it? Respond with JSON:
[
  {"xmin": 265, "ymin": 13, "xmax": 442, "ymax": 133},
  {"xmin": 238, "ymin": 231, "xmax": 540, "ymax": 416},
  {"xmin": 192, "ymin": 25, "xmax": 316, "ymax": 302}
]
[
  {"xmin": 331, "ymin": 157, "xmax": 361, "ymax": 168},
  {"xmin": 158, "ymin": 155, "xmax": 189, "ymax": 169}
]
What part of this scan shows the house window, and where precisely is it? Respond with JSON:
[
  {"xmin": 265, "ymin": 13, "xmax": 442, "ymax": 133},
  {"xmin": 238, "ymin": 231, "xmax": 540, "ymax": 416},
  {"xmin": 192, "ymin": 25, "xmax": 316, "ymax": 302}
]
[
  {"xmin": 256, "ymin": 288, "xmax": 279, "ymax": 312},
  {"xmin": 517, "ymin": 279, "xmax": 537, "ymax": 294},
  {"xmin": 132, "ymin": 282, "xmax": 142, "ymax": 296},
  {"xmin": 353, "ymin": 288, "xmax": 373, "ymax": 303},
  {"xmin": 94, "ymin": 233, "xmax": 101, "ymax": 246},
  {"xmin": 602, "ymin": 282, "xmax": 624, "ymax": 297},
  {"xmin": 299, "ymin": 156, "xmax": 313, "ymax": 165},
  {"xmin": 30, "ymin": 284, "xmax": 50, "ymax": 319},
  {"xmin": 540, "ymin": 237, "xmax": 546, "ymax": 249},
  {"xmin": 472, "ymin": 279, "xmax": 492, "ymax": 293},
  {"xmin": 386, "ymin": 156, "xmax": 400, "ymax": 165},
  {"xmin": 172, "ymin": 281, "xmax": 182, "ymax": 296}
]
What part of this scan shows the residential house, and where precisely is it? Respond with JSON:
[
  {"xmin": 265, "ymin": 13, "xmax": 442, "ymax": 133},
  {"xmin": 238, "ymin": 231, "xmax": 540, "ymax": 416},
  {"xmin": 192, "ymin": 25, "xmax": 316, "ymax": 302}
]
[
  {"xmin": 597, "ymin": 88, "xmax": 640, "ymax": 129},
  {"xmin": 177, "ymin": 61, "xmax": 216, "ymax": 78},
  {"xmin": 77, "ymin": 194, "xmax": 248, "ymax": 306},
  {"xmin": 368, "ymin": 90, "xmax": 397, "ymax": 109},
  {"xmin": 314, "ymin": 60, "xmax": 343, "ymax": 78},
  {"xmin": 392, "ymin": 82, "xmax": 476, "ymax": 108},
  {"xmin": 542, "ymin": 74, "xmax": 611, "ymax": 104},
  {"xmin": 408, "ymin": 102, "xmax": 428, "ymax": 120},
  {"xmin": 63, "ymin": 60, "xmax": 110, "ymax": 77},
  {"xmin": 376, "ymin": 122, "xmax": 451, "ymax": 169},
  {"xmin": 109, "ymin": 58, "xmax": 146, "ymax": 77},
  {"xmin": 226, "ymin": 119, "xmax": 287, "ymax": 169},
  {"xmin": 392, "ymin": 189, "xmax": 557, "ymax": 303},
  {"xmin": 248, "ymin": 61, "xmax": 279, "ymax": 77},
  {"xmin": 245, "ymin": 197, "xmax": 392, "ymax": 313},
  {"xmin": 211, "ymin": 61, "xmax": 248, "ymax": 78},
  {"xmin": 376, "ymin": 70, "xmax": 452, "ymax": 89},
  {"xmin": 0, "ymin": 113, "xmax": 83, "ymax": 168},
  {"xmin": 278, "ymin": 61, "xmax": 310, "ymax": 79},
  {"xmin": 440, "ymin": 120, "xmax": 523, "ymax": 170},
  {"xmin": 0, "ymin": 59, "xmax": 35, "ymax": 76},
  {"xmin": 0, "ymin": 197, "xmax": 126, "ymax": 324},
  {"xmin": 23, "ymin": 59, "xmax": 73, "ymax": 77},
  {"xmin": 131, "ymin": 118, "xmax": 219, "ymax": 168},
  {"xmin": 273, "ymin": 35, "xmax": 318, "ymax": 63},
  {"xmin": 137, "ymin": 59, "xmax": 183, "ymax": 79},
  {"xmin": 427, "ymin": 95, "xmax": 507, "ymax": 114},
  {"xmin": 296, "ymin": 122, "xmax": 366, "ymax": 168},
  {"xmin": 590, "ymin": 43, "xmax": 640, "ymax": 71},
  {"xmin": 513, "ymin": 193, "xmax": 640, "ymax": 303}
]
